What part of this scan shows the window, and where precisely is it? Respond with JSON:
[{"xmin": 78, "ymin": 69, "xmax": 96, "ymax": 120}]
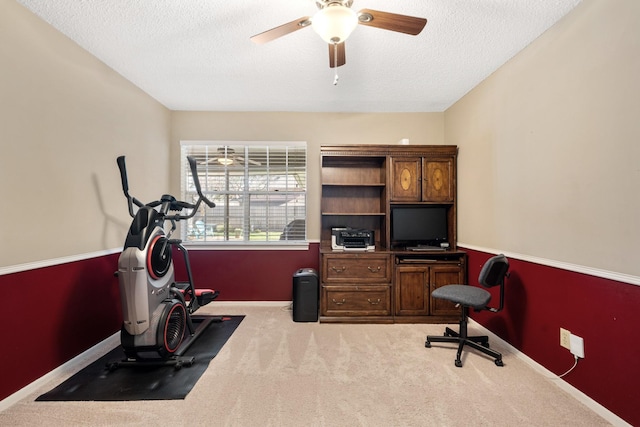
[{"xmin": 180, "ymin": 141, "xmax": 307, "ymax": 245}]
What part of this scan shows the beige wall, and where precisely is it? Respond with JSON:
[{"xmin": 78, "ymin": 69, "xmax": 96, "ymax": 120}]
[
  {"xmin": 1, "ymin": 1, "xmax": 171, "ymax": 267},
  {"xmin": 7, "ymin": 0, "xmax": 637, "ymax": 280},
  {"xmin": 446, "ymin": 0, "xmax": 640, "ymax": 277},
  {"xmin": 170, "ymin": 112, "xmax": 445, "ymax": 240}
]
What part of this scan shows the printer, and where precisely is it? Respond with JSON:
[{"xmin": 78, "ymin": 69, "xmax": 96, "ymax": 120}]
[{"xmin": 331, "ymin": 227, "xmax": 375, "ymax": 251}]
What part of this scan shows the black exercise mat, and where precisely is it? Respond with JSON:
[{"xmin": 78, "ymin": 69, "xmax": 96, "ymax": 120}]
[{"xmin": 36, "ymin": 315, "xmax": 243, "ymax": 401}]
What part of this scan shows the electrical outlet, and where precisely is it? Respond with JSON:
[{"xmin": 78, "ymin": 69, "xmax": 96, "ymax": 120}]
[
  {"xmin": 560, "ymin": 328, "xmax": 571, "ymax": 350},
  {"xmin": 570, "ymin": 333, "xmax": 585, "ymax": 358}
]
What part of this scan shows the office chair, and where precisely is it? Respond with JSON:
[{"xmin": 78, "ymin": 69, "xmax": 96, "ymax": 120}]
[{"xmin": 425, "ymin": 254, "xmax": 510, "ymax": 367}]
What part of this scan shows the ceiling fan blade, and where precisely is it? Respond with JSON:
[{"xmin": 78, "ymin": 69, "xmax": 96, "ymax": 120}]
[
  {"xmin": 329, "ymin": 42, "xmax": 346, "ymax": 68},
  {"xmin": 250, "ymin": 17, "xmax": 312, "ymax": 44},
  {"xmin": 236, "ymin": 156, "xmax": 262, "ymax": 166},
  {"xmin": 357, "ymin": 9, "xmax": 427, "ymax": 36}
]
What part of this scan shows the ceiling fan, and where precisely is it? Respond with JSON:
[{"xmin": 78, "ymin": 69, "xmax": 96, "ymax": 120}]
[
  {"xmin": 250, "ymin": 0, "xmax": 427, "ymax": 69},
  {"xmin": 203, "ymin": 147, "xmax": 262, "ymax": 166}
]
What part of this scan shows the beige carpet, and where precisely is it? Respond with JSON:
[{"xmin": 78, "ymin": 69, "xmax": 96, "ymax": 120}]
[{"xmin": 1, "ymin": 304, "xmax": 611, "ymax": 426}]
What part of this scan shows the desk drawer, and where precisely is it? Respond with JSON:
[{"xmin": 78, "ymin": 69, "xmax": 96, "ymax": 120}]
[
  {"xmin": 321, "ymin": 285, "xmax": 391, "ymax": 316},
  {"xmin": 322, "ymin": 254, "xmax": 392, "ymax": 283}
]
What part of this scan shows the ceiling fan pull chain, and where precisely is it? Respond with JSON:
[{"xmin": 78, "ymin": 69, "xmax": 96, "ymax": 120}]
[{"xmin": 333, "ymin": 41, "xmax": 339, "ymax": 85}]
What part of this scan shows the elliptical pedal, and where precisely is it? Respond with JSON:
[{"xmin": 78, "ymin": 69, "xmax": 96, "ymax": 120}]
[
  {"xmin": 175, "ymin": 287, "xmax": 219, "ymax": 306},
  {"xmin": 196, "ymin": 289, "xmax": 219, "ymax": 306}
]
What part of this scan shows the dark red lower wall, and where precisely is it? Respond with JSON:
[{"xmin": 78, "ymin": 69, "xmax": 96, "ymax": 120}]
[
  {"xmin": 4, "ymin": 244, "xmax": 636, "ymax": 425},
  {"xmin": 173, "ymin": 244, "xmax": 320, "ymax": 301},
  {"xmin": 462, "ymin": 248, "xmax": 640, "ymax": 426},
  {"xmin": 0, "ymin": 244, "xmax": 320, "ymax": 402},
  {"xmin": 0, "ymin": 253, "xmax": 122, "ymax": 402}
]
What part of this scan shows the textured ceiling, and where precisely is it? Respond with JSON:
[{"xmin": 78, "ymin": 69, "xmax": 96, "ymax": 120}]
[{"xmin": 15, "ymin": 0, "xmax": 582, "ymax": 112}]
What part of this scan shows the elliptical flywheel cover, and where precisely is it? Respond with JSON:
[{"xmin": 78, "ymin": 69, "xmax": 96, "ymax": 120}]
[
  {"xmin": 147, "ymin": 235, "xmax": 172, "ymax": 279},
  {"xmin": 157, "ymin": 299, "xmax": 187, "ymax": 358}
]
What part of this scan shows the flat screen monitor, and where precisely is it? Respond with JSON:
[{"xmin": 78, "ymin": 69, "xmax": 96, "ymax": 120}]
[{"xmin": 391, "ymin": 206, "xmax": 448, "ymax": 248}]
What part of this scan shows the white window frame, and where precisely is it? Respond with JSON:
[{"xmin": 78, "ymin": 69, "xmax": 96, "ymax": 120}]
[{"xmin": 180, "ymin": 141, "xmax": 307, "ymax": 249}]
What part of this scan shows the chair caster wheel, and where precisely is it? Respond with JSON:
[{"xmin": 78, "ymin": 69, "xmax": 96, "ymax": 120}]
[
  {"xmin": 455, "ymin": 360, "xmax": 462, "ymax": 368},
  {"xmin": 495, "ymin": 359, "xmax": 504, "ymax": 367},
  {"xmin": 425, "ymin": 341, "xmax": 431, "ymax": 348}
]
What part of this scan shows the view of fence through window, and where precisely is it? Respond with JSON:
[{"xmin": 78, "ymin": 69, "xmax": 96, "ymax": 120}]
[{"xmin": 180, "ymin": 142, "xmax": 307, "ymax": 244}]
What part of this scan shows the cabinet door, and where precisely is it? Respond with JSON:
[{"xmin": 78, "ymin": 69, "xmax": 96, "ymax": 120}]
[
  {"xmin": 429, "ymin": 264, "xmax": 464, "ymax": 316},
  {"xmin": 423, "ymin": 159, "xmax": 453, "ymax": 202},
  {"xmin": 394, "ymin": 265, "xmax": 430, "ymax": 316},
  {"xmin": 390, "ymin": 157, "xmax": 421, "ymax": 201}
]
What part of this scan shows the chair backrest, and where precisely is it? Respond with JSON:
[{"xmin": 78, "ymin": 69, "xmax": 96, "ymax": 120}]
[{"xmin": 478, "ymin": 254, "xmax": 510, "ymax": 288}]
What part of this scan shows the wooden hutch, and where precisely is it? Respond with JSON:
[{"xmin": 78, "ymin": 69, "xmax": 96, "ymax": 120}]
[{"xmin": 320, "ymin": 145, "xmax": 466, "ymax": 323}]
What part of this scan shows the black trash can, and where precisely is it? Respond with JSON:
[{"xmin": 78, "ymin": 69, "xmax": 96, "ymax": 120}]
[{"xmin": 292, "ymin": 268, "xmax": 318, "ymax": 322}]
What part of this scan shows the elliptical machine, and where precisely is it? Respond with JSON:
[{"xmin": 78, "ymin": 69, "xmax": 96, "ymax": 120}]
[{"xmin": 112, "ymin": 155, "xmax": 219, "ymax": 369}]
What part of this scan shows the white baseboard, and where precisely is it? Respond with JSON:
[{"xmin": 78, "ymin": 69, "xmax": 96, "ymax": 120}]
[
  {"xmin": 212, "ymin": 300, "xmax": 291, "ymax": 307},
  {"xmin": 468, "ymin": 319, "xmax": 631, "ymax": 427},
  {"xmin": 0, "ymin": 333, "xmax": 120, "ymax": 412}
]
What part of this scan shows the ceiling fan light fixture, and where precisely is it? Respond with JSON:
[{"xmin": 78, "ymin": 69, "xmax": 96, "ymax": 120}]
[
  {"xmin": 312, "ymin": 5, "xmax": 358, "ymax": 44},
  {"xmin": 217, "ymin": 157, "xmax": 233, "ymax": 165},
  {"xmin": 216, "ymin": 146, "xmax": 234, "ymax": 165}
]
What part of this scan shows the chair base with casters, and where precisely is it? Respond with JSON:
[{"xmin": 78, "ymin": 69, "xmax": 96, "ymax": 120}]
[
  {"xmin": 425, "ymin": 304, "xmax": 503, "ymax": 367},
  {"xmin": 425, "ymin": 254, "xmax": 509, "ymax": 368}
]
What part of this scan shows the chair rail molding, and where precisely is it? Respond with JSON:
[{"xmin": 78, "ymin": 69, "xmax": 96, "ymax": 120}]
[{"xmin": 457, "ymin": 243, "xmax": 639, "ymax": 287}]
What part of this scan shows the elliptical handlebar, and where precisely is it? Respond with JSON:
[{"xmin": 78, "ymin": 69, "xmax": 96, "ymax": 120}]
[
  {"xmin": 187, "ymin": 156, "xmax": 215, "ymax": 209},
  {"xmin": 117, "ymin": 156, "xmax": 144, "ymax": 217},
  {"xmin": 116, "ymin": 155, "xmax": 215, "ymax": 221}
]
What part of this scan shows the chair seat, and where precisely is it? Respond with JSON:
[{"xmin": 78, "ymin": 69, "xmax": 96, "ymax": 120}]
[{"xmin": 431, "ymin": 284, "xmax": 491, "ymax": 310}]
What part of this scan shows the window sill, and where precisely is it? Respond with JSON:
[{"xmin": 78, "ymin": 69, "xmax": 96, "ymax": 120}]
[{"xmin": 182, "ymin": 242, "xmax": 311, "ymax": 251}]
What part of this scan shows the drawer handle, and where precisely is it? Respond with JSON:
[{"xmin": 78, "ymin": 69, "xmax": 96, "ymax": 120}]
[
  {"xmin": 331, "ymin": 266, "xmax": 346, "ymax": 273},
  {"xmin": 332, "ymin": 298, "xmax": 346, "ymax": 305},
  {"xmin": 367, "ymin": 298, "xmax": 381, "ymax": 305},
  {"xmin": 367, "ymin": 266, "xmax": 381, "ymax": 273}
]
